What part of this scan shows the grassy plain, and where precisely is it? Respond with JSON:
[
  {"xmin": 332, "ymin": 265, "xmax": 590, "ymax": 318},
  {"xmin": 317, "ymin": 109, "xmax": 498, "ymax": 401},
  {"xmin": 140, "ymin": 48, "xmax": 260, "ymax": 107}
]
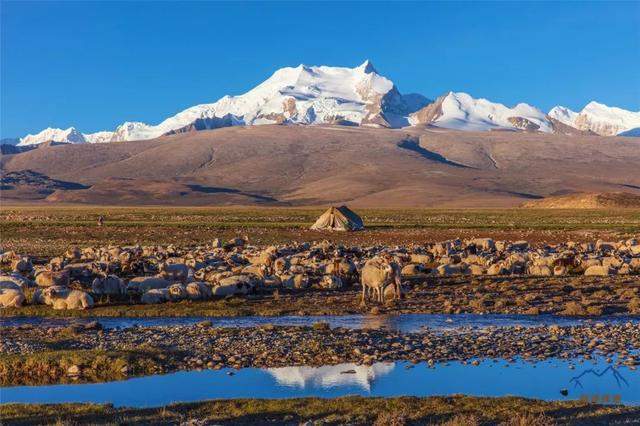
[{"xmin": 2, "ymin": 205, "xmax": 640, "ymax": 257}]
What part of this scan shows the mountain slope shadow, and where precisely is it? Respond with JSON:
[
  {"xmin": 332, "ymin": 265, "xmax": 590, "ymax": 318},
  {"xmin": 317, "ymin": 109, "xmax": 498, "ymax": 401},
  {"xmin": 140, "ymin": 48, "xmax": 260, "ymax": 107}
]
[
  {"xmin": 397, "ymin": 139, "xmax": 473, "ymax": 169},
  {"xmin": 1, "ymin": 170, "xmax": 89, "ymax": 192},
  {"xmin": 187, "ymin": 184, "xmax": 278, "ymax": 203}
]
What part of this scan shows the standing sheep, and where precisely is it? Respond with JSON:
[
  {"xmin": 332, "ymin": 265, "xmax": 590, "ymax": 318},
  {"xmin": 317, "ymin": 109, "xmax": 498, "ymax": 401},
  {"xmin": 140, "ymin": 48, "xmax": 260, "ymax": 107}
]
[{"xmin": 360, "ymin": 258, "xmax": 401, "ymax": 304}]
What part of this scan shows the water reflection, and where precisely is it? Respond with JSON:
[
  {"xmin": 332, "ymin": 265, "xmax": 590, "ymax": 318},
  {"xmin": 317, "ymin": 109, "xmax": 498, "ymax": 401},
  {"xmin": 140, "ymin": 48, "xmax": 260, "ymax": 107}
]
[
  {"xmin": 1, "ymin": 358, "xmax": 637, "ymax": 408},
  {"xmin": 267, "ymin": 363, "xmax": 395, "ymax": 391},
  {"xmin": 360, "ymin": 315, "xmax": 396, "ymax": 330},
  {"xmin": 570, "ymin": 366, "xmax": 629, "ymax": 389}
]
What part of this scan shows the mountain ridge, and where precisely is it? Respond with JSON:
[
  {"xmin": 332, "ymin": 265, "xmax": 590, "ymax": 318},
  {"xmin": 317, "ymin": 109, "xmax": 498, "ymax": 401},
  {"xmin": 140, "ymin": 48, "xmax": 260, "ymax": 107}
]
[{"xmin": 10, "ymin": 61, "xmax": 639, "ymax": 145}]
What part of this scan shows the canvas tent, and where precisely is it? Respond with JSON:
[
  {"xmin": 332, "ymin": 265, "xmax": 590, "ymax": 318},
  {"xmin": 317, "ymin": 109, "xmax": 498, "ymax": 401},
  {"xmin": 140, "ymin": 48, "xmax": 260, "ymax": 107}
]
[{"xmin": 310, "ymin": 206, "xmax": 364, "ymax": 231}]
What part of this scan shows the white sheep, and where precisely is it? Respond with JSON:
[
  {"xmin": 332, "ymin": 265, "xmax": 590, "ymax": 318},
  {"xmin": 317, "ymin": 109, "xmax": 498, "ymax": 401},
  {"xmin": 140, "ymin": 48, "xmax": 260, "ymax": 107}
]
[
  {"xmin": 50, "ymin": 289, "xmax": 94, "ymax": 310},
  {"xmin": 185, "ymin": 282, "xmax": 213, "ymax": 300},
  {"xmin": 92, "ymin": 275, "xmax": 126, "ymax": 296},
  {"xmin": 0, "ymin": 273, "xmax": 34, "ymax": 291},
  {"xmin": 167, "ymin": 283, "xmax": 187, "ymax": 301},
  {"xmin": 33, "ymin": 286, "xmax": 72, "ymax": 305},
  {"xmin": 0, "ymin": 288, "xmax": 25, "ymax": 308},
  {"xmin": 159, "ymin": 263, "xmax": 191, "ymax": 283},
  {"xmin": 141, "ymin": 288, "xmax": 169, "ymax": 304},
  {"xmin": 35, "ymin": 270, "xmax": 70, "ymax": 287},
  {"xmin": 280, "ymin": 273, "xmax": 310, "ymax": 290},
  {"xmin": 318, "ymin": 274, "xmax": 343, "ymax": 290},
  {"xmin": 584, "ymin": 265, "xmax": 615, "ymax": 276},
  {"xmin": 127, "ymin": 276, "xmax": 170, "ymax": 294},
  {"xmin": 527, "ymin": 265, "xmax": 552, "ymax": 277},
  {"xmin": 212, "ymin": 275, "xmax": 256, "ymax": 296}
]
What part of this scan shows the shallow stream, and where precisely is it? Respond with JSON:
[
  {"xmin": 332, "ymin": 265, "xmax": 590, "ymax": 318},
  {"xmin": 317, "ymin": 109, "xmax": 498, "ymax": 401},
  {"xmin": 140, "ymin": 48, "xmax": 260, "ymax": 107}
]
[{"xmin": 2, "ymin": 313, "xmax": 639, "ymax": 333}]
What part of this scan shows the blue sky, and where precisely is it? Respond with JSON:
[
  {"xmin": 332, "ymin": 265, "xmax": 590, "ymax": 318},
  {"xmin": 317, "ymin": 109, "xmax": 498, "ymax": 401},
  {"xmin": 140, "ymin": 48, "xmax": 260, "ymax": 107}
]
[{"xmin": 1, "ymin": 1, "xmax": 639, "ymax": 138}]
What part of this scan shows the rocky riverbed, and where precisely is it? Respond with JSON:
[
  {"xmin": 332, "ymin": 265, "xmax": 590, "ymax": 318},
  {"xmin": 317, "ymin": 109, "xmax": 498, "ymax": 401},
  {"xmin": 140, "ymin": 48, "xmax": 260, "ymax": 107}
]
[{"xmin": 2, "ymin": 320, "xmax": 640, "ymax": 386}]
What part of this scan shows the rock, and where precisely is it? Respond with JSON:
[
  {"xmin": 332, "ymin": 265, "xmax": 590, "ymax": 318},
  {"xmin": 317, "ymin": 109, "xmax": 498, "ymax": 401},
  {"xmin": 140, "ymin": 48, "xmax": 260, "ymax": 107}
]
[
  {"xmin": 560, "ymin": 301, "xmax": 588, "ymax": 316},
  {"xmin": 312, "ymin": 322, "xmax": 330, "ymax": 331},
  {"xmin": 548, "ymin": 325, "xmax": 562, "ymax": 335},
  {"xmin": 64, "ymin": 325, "xmax": 84, "ymax": 334},
  {"xmin": 84, "ymin": 320, "xmax": 102, "ymax": 330}
]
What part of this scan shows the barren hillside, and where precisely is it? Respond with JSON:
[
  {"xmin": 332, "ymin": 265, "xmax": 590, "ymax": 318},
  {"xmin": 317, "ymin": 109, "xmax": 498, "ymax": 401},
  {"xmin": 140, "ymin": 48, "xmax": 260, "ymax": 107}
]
[
  {"xmin": 523, "ymin": 192, "xmax": 640, "ymax": 209},
  {"xmin": 2, "ymin": 125, "xmax": 639, "ymax": 207}
]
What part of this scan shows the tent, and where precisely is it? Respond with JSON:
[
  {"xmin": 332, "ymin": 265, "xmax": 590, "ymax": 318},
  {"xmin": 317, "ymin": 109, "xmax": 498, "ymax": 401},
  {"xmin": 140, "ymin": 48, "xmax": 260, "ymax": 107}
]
[{"xmin": 310, "ymin": 206, "xmax": 364, "ymax": 231}]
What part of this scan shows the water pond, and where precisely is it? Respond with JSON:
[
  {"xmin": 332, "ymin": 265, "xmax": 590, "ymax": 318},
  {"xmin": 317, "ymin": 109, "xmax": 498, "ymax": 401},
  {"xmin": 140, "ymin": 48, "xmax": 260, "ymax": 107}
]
[{"xmin": 2, "ymin": 358, "xmax": 636, "ymax": 408}]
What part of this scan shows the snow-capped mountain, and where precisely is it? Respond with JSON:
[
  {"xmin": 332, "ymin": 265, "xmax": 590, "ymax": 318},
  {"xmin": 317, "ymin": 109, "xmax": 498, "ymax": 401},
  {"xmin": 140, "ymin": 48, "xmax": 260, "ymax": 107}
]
[
  {"xmin": 15, "ymin": 127, "xmax": 114, "ymax": 146},
  {"xmin": 84, "ymin": 131, "xmax": 115, "ymax": 144},
  {"xmin": 6, "ymin": 61, "xmax": 639, "ymax": 145},
  {"xmin": 108, "ymin": 60, "xmax": 429, "ymax": 141},
  {"xmin": 549, "ymin": 102, "xmax": 640, "ymax": 136},
  {"xmin": 17, "ymin": 127, "xmax": 86, "ymax": 146},
  {"xmin": 410, "ymin": 92, "xmax": 554, "ymax": 133},
  {"xmin": 547, "ymin": 106, "xmax": 578, "ymax": 127},
  {"xmin": 267, "ymin": 363, "xmax": 395, "ymax": 391}
]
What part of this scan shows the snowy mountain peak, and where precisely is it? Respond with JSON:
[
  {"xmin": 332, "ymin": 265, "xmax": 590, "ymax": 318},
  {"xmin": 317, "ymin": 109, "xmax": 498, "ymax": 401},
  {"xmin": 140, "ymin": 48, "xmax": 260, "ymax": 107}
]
[
  {"xmin": 97, "ymin": 61, "xmax": 426, "ymax": 140},
  {"xmin": 584, "ymin": 100, "xmax": 607, "ymax": 110},
  {"xmin": 548, "ymin": 106, "xmax": 578, "ymax": 126},
  {"xmin": 548, "ymin": 102, "xmax": 640, "ymax": 136},
  {"xmin": 17, "ymin": 127, "xmax": 86, "ymax": 146},
  {"xmin": 357, "ymin": 59, "xmax": 377, "ymax": 74},
  {"xmin": 84, "ymin": 131, "xmax": 115, "ymax": 144},
  {"xmin": 411, "ymin": 91, "xmax": 553, "ymax": 133}
]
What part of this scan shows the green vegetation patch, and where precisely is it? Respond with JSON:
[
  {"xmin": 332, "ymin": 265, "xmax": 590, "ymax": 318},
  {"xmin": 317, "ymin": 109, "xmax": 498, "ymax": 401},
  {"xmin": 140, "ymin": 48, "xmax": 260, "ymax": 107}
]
[{"xmin": 0, "ymin": 348, "xmax": 176, "ymax": 386}]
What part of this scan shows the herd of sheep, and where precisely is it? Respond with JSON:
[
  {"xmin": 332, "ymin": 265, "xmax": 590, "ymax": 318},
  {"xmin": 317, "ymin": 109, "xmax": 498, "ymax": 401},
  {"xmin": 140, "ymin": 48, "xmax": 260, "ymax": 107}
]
[{"xmin": 1, "ymin": 237, "xmax": 639, "ymax": 310}]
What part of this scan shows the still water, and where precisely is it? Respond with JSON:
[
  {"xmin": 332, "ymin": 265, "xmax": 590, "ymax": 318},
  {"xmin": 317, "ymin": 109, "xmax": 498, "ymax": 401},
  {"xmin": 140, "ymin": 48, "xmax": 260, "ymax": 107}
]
[
  {"xmin": 1, "ymin": 358, "xmax": 636, "ymax": 407},
  {"xmin": 2, "ymin": 314, "xmax": 638, "ymax": 333}
]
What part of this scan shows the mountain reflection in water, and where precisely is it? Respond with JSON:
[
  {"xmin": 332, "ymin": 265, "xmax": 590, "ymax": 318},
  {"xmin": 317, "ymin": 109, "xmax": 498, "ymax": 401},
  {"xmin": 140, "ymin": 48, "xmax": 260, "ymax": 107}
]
[{"xmin": 267, "ymin": 363, "xmax": 396, "ymax": 391}]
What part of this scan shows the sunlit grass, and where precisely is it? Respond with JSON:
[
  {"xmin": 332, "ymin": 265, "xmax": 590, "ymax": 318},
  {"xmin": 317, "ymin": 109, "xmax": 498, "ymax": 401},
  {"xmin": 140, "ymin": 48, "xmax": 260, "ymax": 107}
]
[{"xmin": 1, "ymin": 396, "xmax": 638, "ymax": 425}]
